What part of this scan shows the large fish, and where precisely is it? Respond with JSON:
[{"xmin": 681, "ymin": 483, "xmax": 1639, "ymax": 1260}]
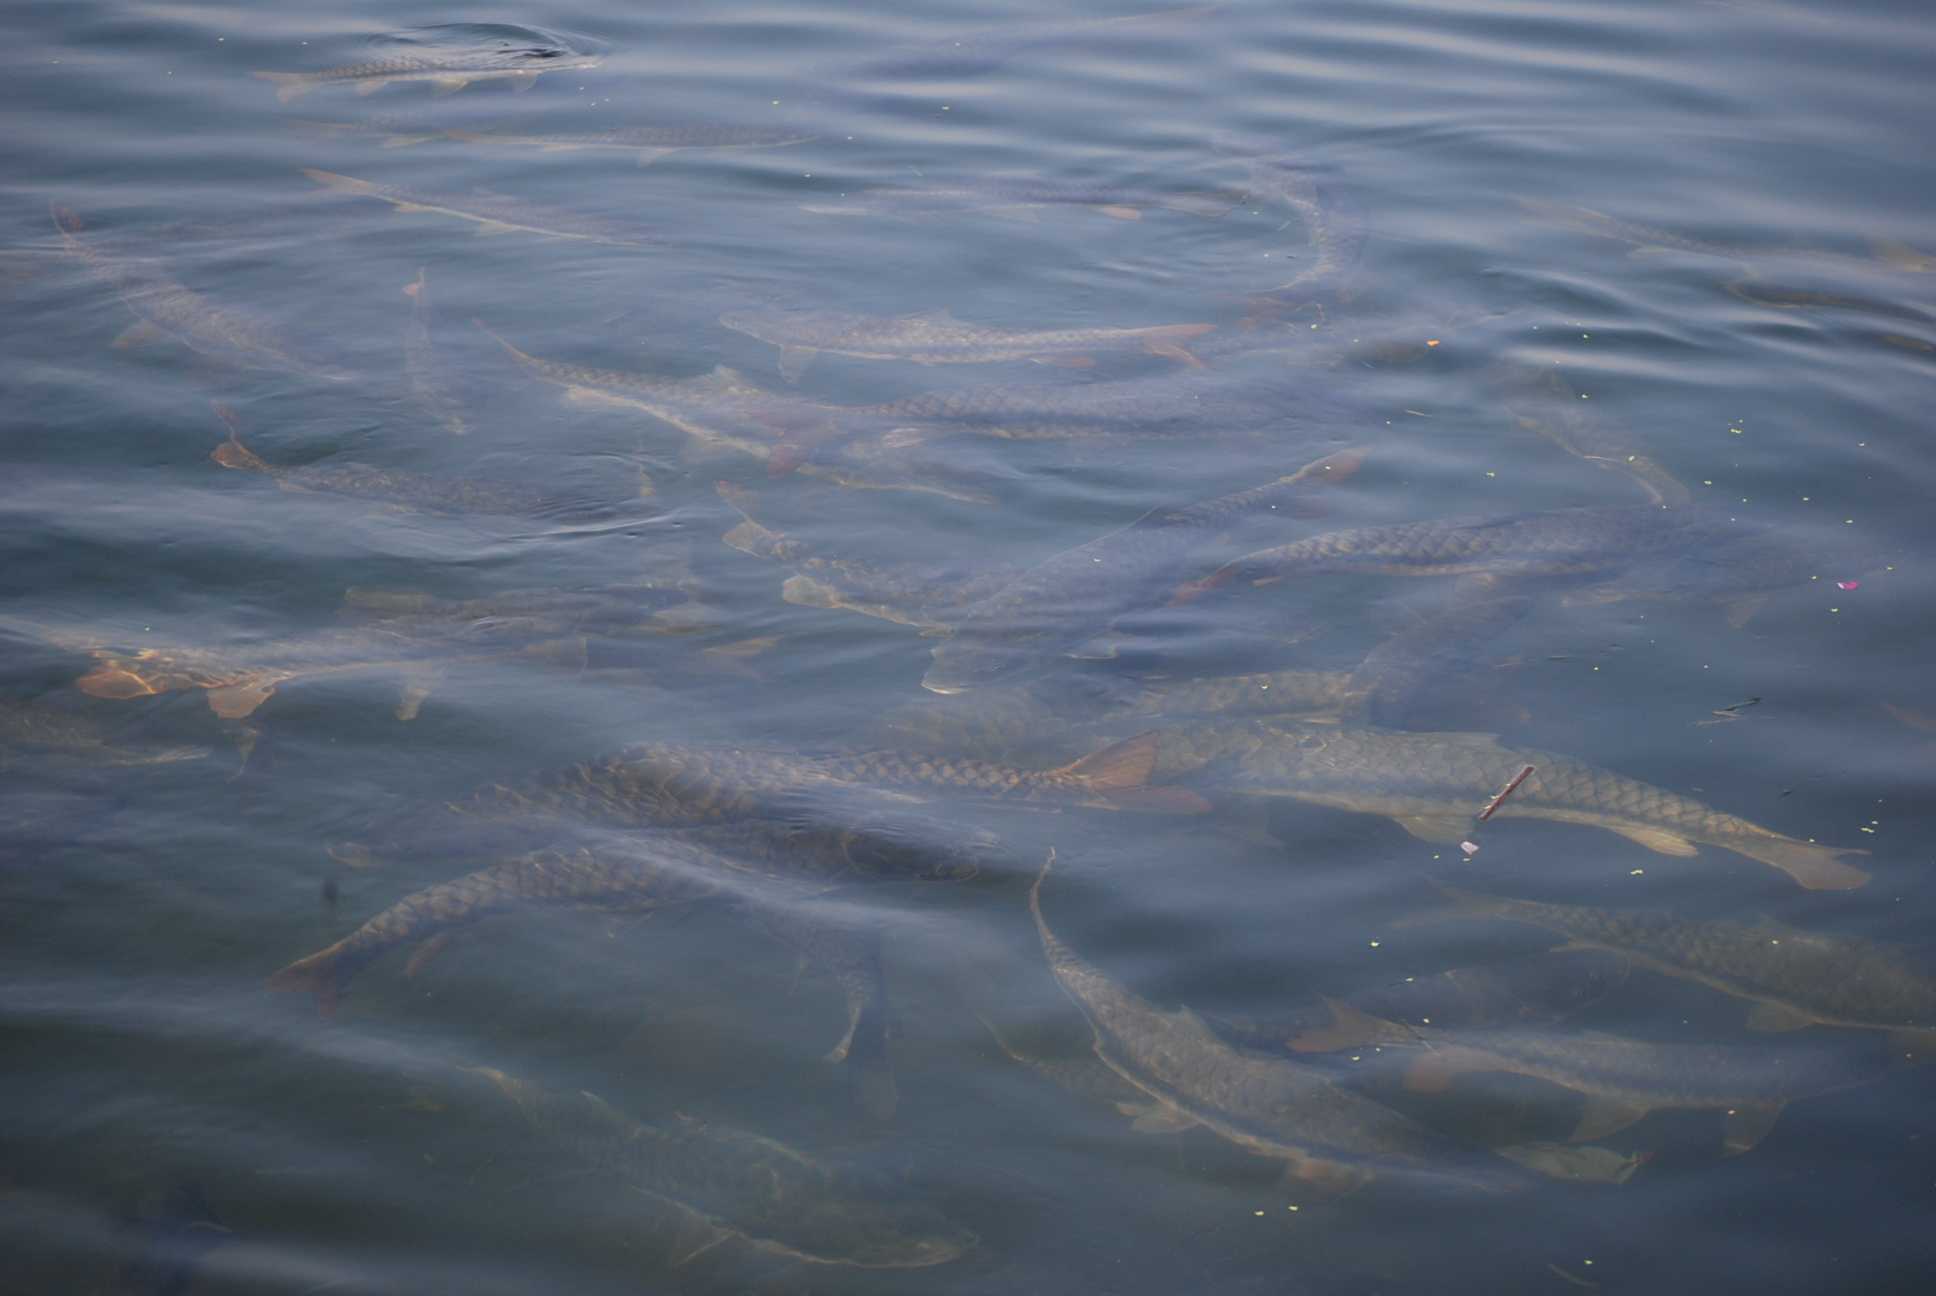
[
  {"xmin": 50, "ymin": 204, "xmax": 356, "ymax": 381},
  {"xmin": 1489, "ymin": 361, "xmax": 1691, "ymax": 506},
  {"xmin": 1029, "ymin": 858, "xmax": 1525, "ymax": 1193},
  {"xmin": 0, "ymin": 694, "xmax": 209, "ymax": 767},
  {"xmin": 472, "ymin": 1068, "xmax": 975, "ymax": 1266},
  {"xmin": 1564, "ymin": 530, "xmax": 1890, "ymax": 627},
  {"xmin": 718, "ymin": 307, "xmax": 1217, "ymax": 381},
  {"xmin": 208, "ymin": 402, "xmax": 640, "ymax": 521},
  {"xmin": 922, "ymin": 451, "xmax": 1364, "ymax": 694},
  {"xmin": 1396, "ymin": 883, "xmax": 1936, "ymax": 1053},
  {"xmin": 804, "ymin": 177, "xmax": 1233, "ymax": 222},
  {"xmin": 1289, "ymin": 998, "xmax": 1883, "ymax": 1155},
  {"xmin": 841, "ymin": 5, "xmax": 1220, "ymax": 80},
  {"xmin": 401, "ymin": 266, "xmax": 503, "ymax": 436},
  {"xmin": 1144, "ymin": 721, "xmax": 1870, "ymax": 888},
  {"xmin": 1337, "ymin": 597, "xmax": 1533, "ymax": 728},
  {"xmin": 298, "ymin": 169, "xmax": 671, "ymax": 245},
  {"xmin": 331, "ymin": 731, "xmax": 1210, "ymax": 869},
  {"xmin": 1209, "ymin": 949, "xmax": 1630, "ymax": 1055},
  {"xmin": 1213, "ymin": 135, "xmax": 1369, "ymax": 317},
  {"xmin": 253, "ymin": 47, "xmax": 602, "ymax": 101},
  {"xmin": 1175, "ymin": 504, "xmax": 1739, "ymax": 602},
  {"xmin": 438, "ymin": 121, "xmax": 820, "ymax": 167},
  {"xmin": 66, "ymin": 582, "xmax": 717, "ymax": 719},
  {"xmin": 1519, "ymin": 197, "xmax": 1936, "ymax": 278}
]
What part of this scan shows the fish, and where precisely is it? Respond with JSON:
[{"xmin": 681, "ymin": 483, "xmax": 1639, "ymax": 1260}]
[
  {"xmin": 1029, "ymin": 857, "xmax": 1526, "ymax": 1193},
  {"xmin": 1288, "ymin": 998, "xmax": 1883, "ymax": 1155},
  {"xmin": 402, "ymin": 266, "xmax": 491, "ymax": 435},
  {"xmin": 65, "ymin": 581, "xmax": 712, "ymax": 719},
  {"xmin": 841, "ymin": 5, "xmax": 1221, "ymax": 80},
  {"xmin": 298, "ymin": 169, "xmax": 671, "ymax": 245},
  {"xmin": 1395, "ymin": 882, "xmax": 1936, "ymax": 1052},
  {"xmin": 803, "ymin": 177, "xmax": 1234, "ymax": 222},
  {"xmin": 717, "ymin": 307, "xmax": 1217, "ymax": 381},
  {"xmin": 209, "ymin": 401, "xmax": 640, "ymax": 521},
  {"xmin": 0, "ymin": 694, "xmax": 210, "ymax": 768},
  {"xmin": 437, "ymin": 121, "xmax": 820, "ymax": 167},
  {"xmin": 922, "ymin": 450, "xmax": 1364, "ymax": 694},
  {"xmin": 1338, "ymin": 597, "xmax": 1533, "ymax": 728},
  {"xmin": 1564, "ymin": 530, "xmax": 1890, "ymax": 627},
  {"xmin": 1722, "ymin": 279, "xmax": 1936, "ymax": 326},
  {"xmin": 1519, "ymin": 196, "xmax": 1936, "ymax": 278},
  {"xmin": 281, "ymin": 114, "xmax": 454, "ymax": 147},
  {"xmin": 1174, "ymin": 504, "xmax": 1740, "ymax": 602},
  {"xmin": 472, "ymin": 1068, "xmax": 975, "ymax": 1266},
  {"xmin": 50, "ymin": 203, "xmax": 356, "ymax": 381},
  {"xmin": 1213, "ymin": 135, "xmax": 1369, "ymax": 316},
  {"xmin": 96, "ymin": 1183, "xmax": 229, "ymax": 1296},
  {"xmin": 1143, "ymin": 721, "xmax": 1871, "ymax": 888},
  {"xmin": 1489, "ymin": 361, "xmax": 1690, "ymax": 506},
  {"xmin": 253, "ymin": 47, "xmax": 602, "ymax": 101},
  {"xmin": 1209, "ymin": 950, "xmax": 1631, "ymax": 1055}
]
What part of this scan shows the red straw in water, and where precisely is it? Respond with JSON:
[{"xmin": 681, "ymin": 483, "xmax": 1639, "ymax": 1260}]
[{"xmin": 1476, "ymin": 765, "xmax": 1535, "ymax": 822}]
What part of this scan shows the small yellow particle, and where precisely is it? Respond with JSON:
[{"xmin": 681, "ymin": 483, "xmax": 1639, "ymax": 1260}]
[
  {"xmin": 1861, "ymin": 827, "xmax": 1875, "ymax": 833},
  {"xmin": 1288, "ymin": 1205, "xmax": 1299, "ymax": 1211},
  {"xmin": 1487, "ymin": 471, "xmax": 1495, "ymax": 477},
  {"xmin": 1369, "ymin": 941, "xmax": 1380, "ymax": 947},
  {"xmin": 1255, "ymin": 1210, "xmax": 1266, "ymax": 1216},
  {"xmin": 1631, "ymin": 869, "xmax": 1644, "ymax": 875}
]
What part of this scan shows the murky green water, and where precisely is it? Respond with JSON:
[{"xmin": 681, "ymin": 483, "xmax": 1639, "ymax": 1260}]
[{"xmin": 4, "ymin": 2, "xmax": 1935, "ymax": 1293}]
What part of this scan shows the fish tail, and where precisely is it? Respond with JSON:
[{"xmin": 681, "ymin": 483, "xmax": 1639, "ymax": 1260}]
[
  {"xmin": 50, "ymin": 202, "xmax": 84, "ymax": 238},
  {"xmin": 298, "ymin": 168, "xmax": 372, "ymax": 194},
  {"xmin": 76, "ymin": 661, "xmax": 164, "ymax": 699},
  {"xmin": 252, "ymin": 71, "xmax": 316, "ymax": 101},
  {"xmin": 263, "ymin": 943, "xmax": 356, "ymax": 1019},
  {"xmin": 1735, "ymin": 834, "xmax": 1871, "ymax": 890}
]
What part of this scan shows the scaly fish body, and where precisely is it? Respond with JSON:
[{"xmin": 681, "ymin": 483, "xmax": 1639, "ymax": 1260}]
[
  {"xmin": 299, "ymin": 169, "xmax": 671, "ymax": 245},
  {"xmin": 1395, "ymin": 883, "xmax": 1936, "ymax": 1044},
  {"xmin": 440, "ymin": 122, "xmax": 819, "ymax": 165},
  {"xmin": 1210, "ymin": 950, "xmax": 1631, "ymax": 1054},
  {"xmin": 1520, "ymin": 197, "xmax": 1936, "ymax": 277},
  {"xmin": 0, "ymin": 694, "xmax": 210, "ymax": 767},
  {"xmin": 922, "ymin": 451, "xmax": 1363, "ymax": 694},
  {"xmin": 1340, "ymin": 597, "xmax": 1533, "ymax": 728},
  {"xmin": 51, "ymin": 204, "xmax": 356, "ymax": 380},
  {"xmin": 842, "ymin": 5, "xmax": 1220, "ymax": 80},
  {"xmin": 718, "ymin": 308, "xmax": 1217, "ymax": 380},
  {"xmin": 1179, "ymin": 504, "xmax": 1739, "ymax": 599},
  {"xmin": 1030, "ymin": 861, "xmax": 1525, "ymax": 1192},
  {"xmin": 476, "ymin": 1070, "xmax": 975, "ymax": 1266},
  {"xmin": 805, "ymin": 177, "xmax": 1232, "ymax": 221},
  {"xmin": 1146, "ymin": 721, "xmax": 1870, "ymax": 889},
  {"xmin": 254, "ymin": 48, "xmax": 602, "ymax": 101},
  {"xmin": 1214, "ymin": 135, "xmax": 1369, "ymax": 313}
]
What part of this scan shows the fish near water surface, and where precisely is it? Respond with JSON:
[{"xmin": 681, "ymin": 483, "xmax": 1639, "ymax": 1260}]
[
  {"xmin": 922, "ymin": 450, "xmax": 1364, "ymax": 694},
  {"xmin": 1338, "ymin": 596, "xmax": 1533, "ymax": 728},
  {"xmin": 1029, "ymin": 858, "xmax": 1526, "ymax": 1193},
  {"xmin": 1562, "ymin": 529, "xmax": 1890, "ymax": 627},
  {"xmin": 402, "ymin": 267, "xmax": 510, "ymax": 436},
  {"xmin": 718, "ymin": 307, "xmax": 1217, "ymax": 381},
  {"xmin": 438, "ymin": 121, "xmax": 820, "ymax": 166},
  {"xmin": 50, "ymin": 204, "xmax": 356, "ymax": 381},
  {"xmin": 803, "ymin": 176, "xmax": 1235, "ymax": 222},
  {"xmin": 1396, "ymin": 883, "xmax": 1936, "ymax": 1053},
  {"xmin": 1213, "ymin": 134, "xmax": 1369, "ymax": 317},
  {"xmin": 472, "ymin": 1069, "xmax": 975, "ymax": 1266},
  {"xmin": 254, "ymin": 47, "xmax": 602, "ymax": 101},
  {"xmin": 1142, "ymin": 721, "xmax": 1870, "ymax": 888},
  {"xmin": 299, "ymin": 169, "xmax": 671, "ymax": 246},
  {"xmin": 0, "ymin": 694, "xmax": 210, "ymax": 768},
  {"xmin": 840, "ymin": 5, "xmax": 1221, "ymax": 80},
  {"xmin": 1518, "ymin": 196, "xmax": 1936, "ymax": 278}
]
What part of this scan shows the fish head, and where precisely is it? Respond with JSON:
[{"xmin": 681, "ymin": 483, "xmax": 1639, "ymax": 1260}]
[{"xmin": 921, "ymin": 640, "xmax": 1035, "ymax": 694}]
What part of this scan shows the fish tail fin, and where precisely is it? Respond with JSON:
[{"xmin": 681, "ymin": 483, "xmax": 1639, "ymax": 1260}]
[
  {"xmin": 252, "ymin": 71, "xmax": 316, "ymax": 101},
  {"xmin": 1059, "ymin": 732, "xmax": 1213, "ymax": 812},
  {"xmin": 298, "ymin": 168, "xmax": 369, "ymax": 194},
  {"xmin": 263, "ymin": 945, "xmax": 352, "ymax": 1019},
  {"xmin": 76, "ymin": 662, "xmax": 163, "ymax": 699},
  {"xmin": 1389, "ymin": 877, "xmax": 1513, "ymax": 928},
  {"xmin": 1138, "ymin": 323, "xmax": 1217, "ymax": 367},
  {"xmin": 1737, "ymin": 834, "xmax": 1871, "ymax": 890},
  {"xmin": 50, "ymin": 202, "xmax": 84, "ymax": 237}
]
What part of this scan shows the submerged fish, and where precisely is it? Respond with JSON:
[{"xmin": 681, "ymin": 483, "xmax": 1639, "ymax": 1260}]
[
  {"xmin": 65, "ymin": 581, "xmax": 713, "ymax": 719},
  {"xmin": 718, "ymin": 307, "xmax": 1217, "ymax": 381},
  {"xmin": 402, "ymin": 266, "xmax": 494, "ymax": 435},
  {"xmin": 1296, "ymin": 998, "xmax": 1883, "ymax": 1155},
  {"xmin": 299, "ymin": 169, "xmax": 671, "ymax": 245},
  {"xmin": 254, "ymin": 47, "xmax": 602, "ymax": 101},
  {"xmin": 0, "ymin": 694, "xmax": 210, "ymax": 768},
  {"xmin": 1146, "ymin": 721, "xmax": 1870, "ymax": 889},
  {"xmin": 1210, "ymin": 950, "xmax": 1630, "ymax": 1055},
  {"xmin": 1490, "ymin": 361, "xmax": 1691, "ymax": 506},
  {"xmin": 922, "ymin": 451, "xmax": 1363, "ymax": 694},
  {"xmin": 209, "ymin": 401, "xmax": 639, "ymax": 521},
  {"xmin": 1030, "ymin": 858, "xmax": 1524, "ymax": 1193},
  {"xmin": 1338, "ymin": 597, "xmax": 1533, "ymax": 728},
  {"xmin": 1176, "ymin": 504, "xmax": 1738, "ymax": 601},
  {"xmin": 1519, "ymin": 197, "xmax": 1936, "ymax": 278},
  {"xmin": 440, "ymin": 121, "xmax": 820, "ymax": 166},
  {"xmin": 843, "ymin": 4, "xmax": 1220, "ymax": 80},
  {"xmin": 474, "ymin": 1068, "xmax": 975, "ymax": 1266},
  {"xmin": 97, "ymin": 1183, "xmax": 228, "ymax": 1296},
  {"xmin": 1565, "ymin": 530, "xmax": 1890, "ymax": 627},
  {"xmin": 1397, "ymin": 883, "xmax": 1936, "ymax": 1052},
  {"xmin": 50, "ymin": 203, "xmax": 355, "ymax": 381},
  {"xmin": 804, "ymin": 177, "xmax": 1233, "ymax": 222},
  {"xmin": 1213, "ymin": 134, "xmax": 1369, "ymax": 315}
]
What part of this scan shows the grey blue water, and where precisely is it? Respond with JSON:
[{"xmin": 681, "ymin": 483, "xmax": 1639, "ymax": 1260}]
[{"xmin": 3, "ymin": 1, "xmax": 1934, "ymax": 1293}]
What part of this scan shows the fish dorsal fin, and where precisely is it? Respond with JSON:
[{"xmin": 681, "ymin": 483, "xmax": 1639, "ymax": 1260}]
[
  {"xmin": 1745, "ymin": 1001, "xmax": 1818, "ymax": 1033},
  {"xmin": 1390, "ymin": 814, "xmax": 1473, "ymax": 843},
  {"xmin": 898, "ymin": 307, "xmax": 957, "ymax": 322},
  {"xmin": 1608, "ymin": 824, "xmax": 1699, "ymax": 856},
  {"xmin": 1724, "ymin": 595, "xmax": 1767, "ymax": 629},
  {"xmin": 1287, "ymin": 996, "xmax": 1412, "ymax": 1052},
  {"xmin": 657, "ymin": 1200, "xmax": 736, "ymax": 1267},
  {"xmin": 1719, "ymin": 1102, "xmax": 1785, "ymax": 1156},
  {"xmin": 111, "ymin": 320, "xmax": 171, "ymax": 349},
  {"xmin": 1061, "ymin": 732, "xmax": 1159, "ymax": 790},
  {"xmin": 1569, "ymin": 1095, "xmax": 1650, "ymax": 1143}
]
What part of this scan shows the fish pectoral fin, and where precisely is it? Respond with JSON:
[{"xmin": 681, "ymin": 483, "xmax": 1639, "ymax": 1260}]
[
  {"xmin": 1281, "ymin": 1156, "xmax": 1375, "ymax": 1194},
  {"xmin": 1116, "ymin": 1101, "xmax": 1201, "ymax": 1134},
  {"xmin": 354, "ymin": 78, "xmax": 389, "ymax": 95},
  {"xmin": 507, "ymin": 73, "xmax": 538, "ymax": 92},
  {"xmin": 1289, "ymin": 996, "xmax": 1413, "ymax": 1052},
  {"xmin": 1095, "ymin": 205, "xmax": 1142, "ymax": 220},
  {"xmin": 471, "ymin": 221, "xmax": 520, "ymax": 237},
  {"xmin": 1212, "ymin": 797, "xmax": 1284, "ymax": 849},
  {"xmin": 1569, "ymin": 1095, "xmax": 1651, "ymax": 1143},
  {"xmin": 1718, "ymin": 1102, "xmax": 1785, "ymax": 1156},
  {"xmin": 776, "ymin": 347, "xmax": 815, "ymax": 381},
  {"xmin": 394, "ymin": 666, "xmax": 445, "ymax": 720},
  {"xmin": 1608, "ymin": 824, "xmax": 1699, "ymax": 856},
  {"xmin": 206, "ymin": 678, "xmax": 278, "ymax": 719},
  {"xmin": 110, "ymin": 320, "xmax": 172, "ymax": 349},
  {"xmin": 659, "ymin": 1202, "xmax": 737, "ymax": 1267},
  {"xmin": 1723, "ymin": 595, "xmax": 1768, "ymax": 629},
  {"xmin": 1745, "ymin": 1001, "xmax": 1819, "ymax": 1033},
  {"xmin": 1390, "ymin": 814, "xmax": 1474, "ymax": 843},
  {"xmin": 430, "ymin": 78, "xmax": 471, "ymax": 97}
]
